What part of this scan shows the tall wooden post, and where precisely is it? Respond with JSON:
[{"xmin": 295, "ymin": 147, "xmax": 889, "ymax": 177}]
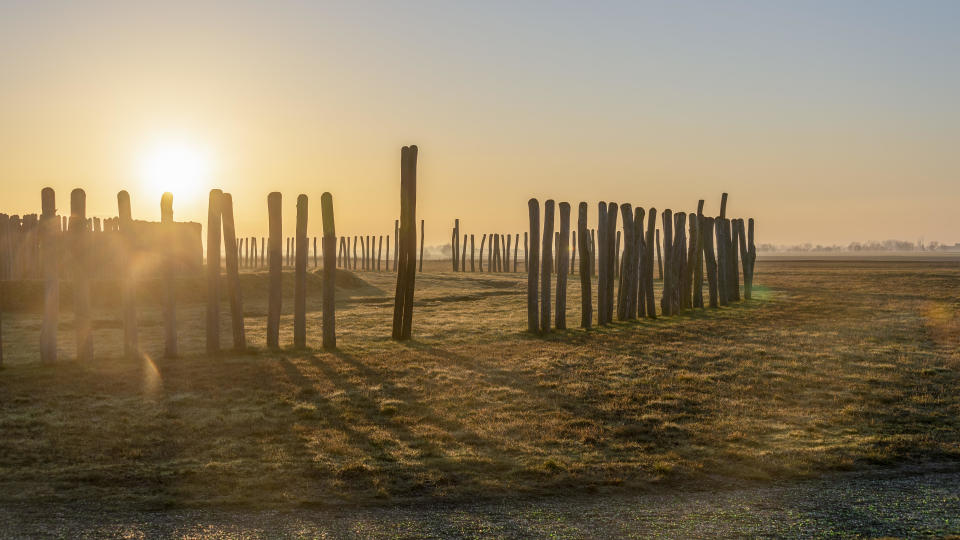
[
  {"xmin": 728, "ymin": 219, "xmax": 740, "ymax": 301},
  {"xmin": 492, "ymin": 233, "xmax": 500, "ymax": 273},
  {"xmin": 513, "ymin": 234, "xmax": 519, "ymax": 272},
  {"xmin": 378, "ymin": 235, "xmax": 383, "ymax": 271},
  {"xmin": 577, "ymin": 203, "xmax": 592, "ymax": 328},
  {"xmin": 556, "ymin": 202, "xmax": 570, "ymax": 329},
  {"xmin": 737, "ymin": 219, "xmax": 750, "ymax": 300},
  {"xmin": 505, "ymin": 234, "xmax": 511, "ymax": 273},
  {"xmin": 604, "ymin": 203, "xmax": 618, "ymax": 324},
  {"xmin": 540, "ymin": 200, "xmax": 555, "ymax": 333},
  {"xmin": 392, "ymin": 145, "xmax": 418, "ymax": 340},
  {"xmin": 118, "ymin": 190, "xmax": 138, "ymax": 358},
  {"xmin": 40, "ymin": 188, "xmax": 58, "ymax": 364},
  {"xmin": 693, "ymin": 202, "xmax": 705, "ymax": 308},
  {"xmin": 597, "ymin": 203, "xmax": 608, "ymax": 324},
  {"xmin": 221, "ymin": 193, "xmax": 246, "ymax": 350},
  {"xmin": 470, "ymin": 234, "xmax": 475, "ymax": 271},
  {"xmin": 293, "ymin": 194, "xmax": 308, "ymax": 348},
  {"xmin": 462, "ymin": 234, "xmax": 468, "ymax": 272},
  {"xmin": 161, "ymin": 193, "xmax": 178, "ymax": 357},
  {"xmin": 660, "ymin": 210, "xmax": 673, "ymax": 316},
  {"xmin": 616, "ymin": 204, "xmax": 635, "ymax": 321},
  {"xmin": 452, "ymin": 219, "xmax": 459, "ymax": 271},
  {"xmin": 746, "ymin": 218, "xmax": 756, "ymax": 299},
  {"xmin": 634, "ymin": 207, "xmax": 646, "ymax": 318},
  {"xmin": 385, "ymin": 235, "xmax": 390, "ymax": 272},
  {"xmin": 479, "ymin": 234, "xmax": 486, "ymax": 272},
  {"xmin": 205, "ymin": 190, "xmax": 223, "ymax": 354},
  {"xmin": 71, "ymin": 189, "xmax": 93, "ymax": 361},
  {"xmin": 321, "ymin": 193, "xmax": 336, "ymax": 349},
  {"xmin": 674, "ymin": 212, "xmax": 688, "ymax": 314},
  {"xmin": 656, "ymin": 229, "xmax": 663, "ymax": 279},
  {"xmin": 267, "ymin": 192, "xmax": 282, "ymax": 348},
  {"xmin": 702, "ymin": 216, "xmax": 719, "ymax": 308},
  {"xmin": 527, "ymin": 199, "xmax": 540, "ymax": 333},
  {"xmin": 715, "ymin": 218, "xmax": 728, "ymax": 306},
  {"xmin": 570, "ymin": 230, "xmax": 577, "ymax": 275}
]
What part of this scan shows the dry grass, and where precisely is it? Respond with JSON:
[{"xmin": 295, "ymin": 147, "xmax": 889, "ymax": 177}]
[{"xmin": 0, "ymin": 259, "xmax": 958, "ymax": 508}]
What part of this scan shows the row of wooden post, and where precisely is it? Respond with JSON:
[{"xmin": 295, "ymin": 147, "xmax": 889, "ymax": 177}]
[{"xmin": 527, "ymin": 194, "xmax": 757, "ymax": 333}]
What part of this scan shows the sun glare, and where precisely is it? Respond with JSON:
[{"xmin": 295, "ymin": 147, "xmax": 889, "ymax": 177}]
[{"xmin": 137, "ymin": 138, "xmax": 214, "ymax": 201}]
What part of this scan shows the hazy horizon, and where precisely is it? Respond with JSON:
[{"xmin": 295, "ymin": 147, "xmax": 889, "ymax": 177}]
[{"xmin": 2, "ymin": 1, "xmax": 958, "ymax": 245}]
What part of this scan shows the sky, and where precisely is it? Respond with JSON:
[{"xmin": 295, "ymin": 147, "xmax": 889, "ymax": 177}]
[{"xmin": 1, "ymin": 0, "xmax": 958, "ymax": 246}]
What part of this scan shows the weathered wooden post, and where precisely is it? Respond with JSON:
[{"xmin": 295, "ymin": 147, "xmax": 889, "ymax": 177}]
[
  {"xmin": 461, "ymin": 234, "xmax": 467, "ymax": 272},
  {"xmin": 702, "ymin": 216, "xmax": 719, "ymax": 308},
  {"xmin": 746, "ymin": 218, "xmax": 756, "ymax": 299},
  {"xmin": 452, "ymin": 219, "xmax": 460, "ymax": 271},
  {"xmin": 505, "ymin": 234, "xmax": 511, "ymax": 273},
  {"xmin": 321, "ymin": 193, "xmax": 337, "ymax": 349},
  {"xmin": 338, "ymin": 237, "xmax": 344, "ymax": 268},
  {"xmin": 419, "ymin": 219, "xmax": 425, "ymax": 272},
  {"xmin": 660, "ymin": 210, "xmax": 673, "ymax": 316},
  {"xmin": 577, "ymin": 202, "xmax": 592, "ymax": 328},
  {"xmin": 539, "ymin": 200, "xmax": 555, "ymax": 333},
  {"xmin": 292, "ymin": 194, "xmax": 308, "ymax": 348},
  {"xmin": 352, "ymin": 236, "xmax": 358, "ymax": 270},
  {"xmin": 674, "ymin": 212, "xmax": 688, "ymax": 314},
  {"xmin": 267, "ymin": 192, "xmax": 282, "ymax": 348},
  {"xmin": 556, "ymin": 202, "xmax": 570, "ymax": 329},
  {"xmin": 479, "ymin": 234, "xmax": 486, "ymax": 272},
  {"xmin": 616, "ymin": 204, "xmax": 635, "ymax": 321},
  {"xmin": 604, "ymin": 203, "xmax": 618, "ymax": 323},
  {"xmin": 221, "ymin": 193, "xmax": 246, "ymax": 350},
  {"xmin": 470, "ymin": 234, "xmax": 476, "ymax": 271},
  {"xmin": 633, "ymin": 207, "xmax": 646, "ymax": 318},
  {"xmin": 729, "ymin": 219, "xmax": 740, "ymax": 301},
  {"xmin": 513, "ymin": 234, "xmax": 519, "ymax": 272},
  {"xmin": 693, "ymin": 203, "xmax": 705, "ymax": 308},
  {"xmin": 492, "ymin": 233, "xmax": 500, "ymax": 273},
  {"xmin": 117, "ymin": 190, "xmax": 139, "ymax": 358},
  {"xmin": 40, "ymin": 188, "xmax": 58, "ymax": 363},
  {"xmin": 715, "ymin": 217, "xmax": 728, "ymax": 305},
  {"xmin": 205, "ymin": 189, "xmax": 223, "ymax": 354},
  {"xmin": 736, "ymin": 219, "xmax": 749, "ymax": 300},
  {"xmin": 70, "ymin": 189, "xmax": 93, "ymax": 361},
  {"xmin": 614, "ymin": 230, "xmax": 621, "ymax": 279},
  {"xmin": 597, "ymin": 203, "xmax": 608, "ymax": 324},
  {"xmin": 591, "ymin": 229, "xmax": 597, "ymax": 277},
  {"xmin": 392, "ymin": 145, "xmax": 418, "ymax": 340},
  {"xmin": 360, "ymin": 235, "xmax": 366, "ymax": 271},
  {"xmin": 160, "ymin": 193, "xmax": 178, "ymax": 357},
  {"xmin": 656, "ymin": 229, "xmax": 663, "ymax": 279},
  {"xmin": 527, "ymin": 199, "xmax": 540, "ymax": 332},
  {"xmin": 385, "ymin": 235, "xmax": 390, "ymax": 272},
  {"xmin": 378, "ymin": 235, "xmax": 383, "ymax": 271}
]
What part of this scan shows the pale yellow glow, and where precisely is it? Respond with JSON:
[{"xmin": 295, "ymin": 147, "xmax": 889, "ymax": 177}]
[{"xmin": 136, "ymin": 138, "xmax": 214, "ymax": 203}]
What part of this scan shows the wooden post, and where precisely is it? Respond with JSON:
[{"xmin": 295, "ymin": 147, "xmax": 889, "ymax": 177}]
[
  {"xmin": 737, "ymin": 219, "xmax": 749, "ymax": 300},
  {"xmin": 470, "ymin": 234, "xmax": 475, "ymax": 272},
  {"xmin": 556, "ymin": 202, "xmax": 570, "ymax": 329},
  {"xmin": 527, "ymin": 199, "xmax": 540, "ymax": 333},
  {"xmin": 161, "ymin": 193, "xmax": 178, "ymax": 357},
  {"xmin": 488, "ymin": 232, "xmax": 495, "ymax": 272},
  {"xmin": 492, "ymin": 233, "xmax": 500, "ymax": 273},
  {"xmin": 505, "ymin": 234, "xmax": 511, "ymax": 273},
  {"xmin": 591, "ymin": 229, "xmax": 596, "ymax": 277},
  {"xmin": 205, "ymin": 189, "xmax": 223, "ymax": 354},
  {"xmin": 321, "ymin": 193, "xmax": 336, "ymax": 348},
  {"xmin": 634, "ymin": 207, "xmax": 646, "ymax": 318},
  {"xmin": 614, "ymin": 230, "xmax": 621, "ymax": 280},
  {"xmin": 523, "ymin": 232, "xmax": 528, "ymax": 272},
  {"xmin": 378, "ymin": 235, "xmax": 383, "ymax": 271},
  {"xmin": 513, "ymin": 234, "xmax": 519, "ymax": 272},
  {"xmin": 392, "ymin": 145, "xmax": 418, "ymax": 340},
  {"xmin": 479, "ymin": 234, "xmax": 486, "ymax": 272},
  {"xmin": 660, "ymin": 210, "xmax": 673, "ymax": 316},
  {"xmin": 452, "ymin": 219, "xmax": 459, "ymax": 271},
  {"xmin": 604, "ymin": 203, "xmax": 618, "ymax": 324},
  {"xmin": 703, "ymin": 216, "xmax": 719, "ymax": 308},
  {"xmin": 118, "ymin": 190, "xmax": 139, "ymax": 358},
  {"xmin": 715, "ymin": 217, "xmax": 728, "ymax": 306},
  {"xmin": 616, "ymin": 204, "xmax": 635, "ymax": 321},
  {"xmin": 746, "ymin": 218, "xmax": 756, "ymax": 299},
  {"xmin": 577, "ymin": 203, "xmax": 592, "ymax": 328},
  {"xmin": 729, "ymin": 218, "xmax": 740, "ymax": 301},
  {"xmin": 338, "ymin": 237, "xmax": 344, "ymax": 267},
  {"xmin": 385, "ymin": 235, "xmax": 390, "ymax": 272},
  {"xmin": 267, "ymin": 192, "xmax": 282, "ymax": 348},
  {"xmin": 597, "ymin": 203, "xmax": 608, "ymax": 324},
  {"xmin": 418, "ymin": 219, "xmax": 424, "ymax": 273},
  {"xmin": 221, "ymin": 193, "xmax": 246, "ymax": 350},
  {"xmin": 674, "ymin": 212, "xmax": 688, "ymax": 314},
  {"xmin": 353, "ymin": 236, "xmax": 358, "ymax": 270},
  {"xmin": 40, "ymin": 187, "xmax": 58, "ymax": 364},
  {"xmin": 394, "ymin": 219, "xmax": 399, "ymax": 271},
  {"xmin": 693, "ymin": 202, "xmax": 705, "ymax": 309},
  {"xmin": 360, "ymin": 235, "xmax": 365, "ymax": 271},
  {"xmin": 570, "ymin": 230, "xmax": 577, "ymax": 275},
  {"xmin": 540, "ymin": 200, "xmax": 555, "ymax": 333},
  {"xmin": 293, "ymin": 194, "xmax": 308, "ymax": 348},
  {"xmin": 461, "ymin": 234, "xmax": 467, "ymax": 272},
  {"xmin": 71, "ymin": 189, "xmax": 93, "ymax": 361}
]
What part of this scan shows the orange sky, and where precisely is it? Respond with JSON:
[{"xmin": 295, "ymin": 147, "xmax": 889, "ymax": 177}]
[{"xmin": 1, "ymin": 2, "xmax": 958, "ymax": 246}]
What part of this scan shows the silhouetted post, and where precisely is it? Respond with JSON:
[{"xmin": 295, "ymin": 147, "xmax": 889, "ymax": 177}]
[
  {"xmin": 385, "ymin": 235, "xmax": 390, "ymax": 272},
  {"xmin": 556, "ymin": 202, "xmax": 570, "ymax": 329},
  {"xmin": 492, "ymin": 233, "xmax": 500, "ymax": 273},
  {"xmin": 674, "ymin": 212, "xmax": 688, "ymax": 313},
  {"xmin": 338, "ymin": 237, "xmax": 344, "ymax": 267},
  {"xmin": 161, "ymin": 193, "xmax": 178, "ymax": 357},
  {"xmin": 321, "ymin": 193, "xmax": 336, "ymax": 349},
  {"xmin": 452, "ymin": 219, "xmax": 459, "ymax": 271},
  {"xmin": 419, "ymin": 219, "xmax": 425, "ymax": 273},
  {"xmin": 291, "ymin": 194, "xmax": 308, "ymax": 348},
  {"xmin": 616, "ymin": 203, "xmax": 635, "ymax": 320},
  {"xmin": 614, "ymin": 230, "xmax": 621, "ymax": 280},
  {"xmin": 660, "ymin": 210, "xmax": 673, "ymax": 316},
  {"xmin": 604, "ymin": 203, "xmax": 619, "ymax": 323},
  {"xmin": 479, "ymin": 234, "xmax": 486, "ymax": 272},
  {"xmin": 540, "ymin": 200, "xmax": 555, "ymax": 332},
  {"xmin": 746, "ymin": 218, "xmax": 756, "ymax": 299},
  {"xmin": 205, "ymin": 189, "xmax": 223, "ymax": 354},
  {"xmin": 40, "ymin": 188, "xmax": 58, "ymax": 364},
  {"xmin": 461, "ymin": 234, "xmax": 467, "ymax": 272},
  {"xmin": 577, "ymin": 203, "xmax": 592, "ymax": 328},
  {"xmin": 470, "ymin": 234, "xmax": 475, "ymax": 271},
  {"xmin": 360, "ymin": 235, "xmax": 366, "ymax": 271},
  {"xmin": 118, "ymin": 190, "xmax": 139, "ymax": 358},
  {"xmin": 505, "ymin": 234, "xmax": 511, "ymax": 273},
  {"xmin": 736, "ymin": 219, "xmax": 749, "ymax": 300},
  {"xmin": 634, "ymin": 207, "xmax": 646, "ymax": 318},
  {"xmin": 597, "ymin": 203, "xmax": 608, "ymax": 324},
  {"xmin": 222, "ymin": 193, "xmax": 246, "ymax": 350},
  {"xmin": 377, "ymin": 235, "xmax": 383, "ymax": 271},
  {"xmin": 527, "ymin": 199, "xmax": 540, "ymax": 333},
  {"xmin": 693, "ymin": 203, "xmax": 705, "ymax": 308},
  {"xmin": 352, "ymin": 236, "xmax": 358, "ymax": 270},
  {"xmin": 729, "ymin": 218, "xmax": 740, "ymax": 301},
  {"xmin": 392, "ymin": 145, "xmax": 418, "ymax": 340},
  {"xmin": 702, "ymin": 216, "xmax": 719, "ymax": 308},
  {"xmin": 71, "ymin": 189, "xmax": 93, "ymax": 361},
  {"xmin": 715, "ymin": 217, "xmax": 728, "ymax": 306},
  {"xmin": 513, "ymin": 234, "xmax": 519, "ymax": 272},
  {"xmin": 267, "ymin": 192, "xmax": 282, "ymax": 348},
  {"xmin": 591, "ymin": 229, "xmax": 597, "ymax": 277}
]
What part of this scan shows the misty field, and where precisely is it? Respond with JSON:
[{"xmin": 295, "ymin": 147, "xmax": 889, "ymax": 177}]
[{"xmin": 0, "ymin": 259, "xmax": 958, "ymax": 510}]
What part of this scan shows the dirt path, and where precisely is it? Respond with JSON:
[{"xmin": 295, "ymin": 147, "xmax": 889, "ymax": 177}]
[{"xmin": 2, "ymin": 464, "xmax": 957, "ymax": 538}]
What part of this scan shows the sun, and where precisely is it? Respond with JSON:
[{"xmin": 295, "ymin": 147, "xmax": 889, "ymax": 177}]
[{"xmin": 136, "ymin": 138, "xmax": 214, "ymax": 201}]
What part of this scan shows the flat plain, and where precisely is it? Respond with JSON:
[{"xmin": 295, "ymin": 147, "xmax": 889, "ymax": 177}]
[{"xmin": 0, "ymin": 258, "xmax": 958, "ymax": 536}]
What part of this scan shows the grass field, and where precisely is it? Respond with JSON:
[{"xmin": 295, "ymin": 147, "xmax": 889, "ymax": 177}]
[{"xmin": 0, "ymin": 259, "xmax": 958, "ymax": 508}]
